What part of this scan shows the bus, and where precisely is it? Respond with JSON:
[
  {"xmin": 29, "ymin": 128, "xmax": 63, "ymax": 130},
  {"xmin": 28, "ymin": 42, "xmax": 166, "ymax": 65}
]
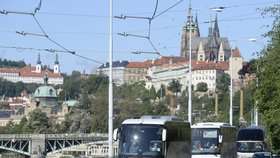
[
  {"xmin": 113, "ymin": 115, "xmax": 192, "ymax": 158},
  {"xmin": 237, "ymin": 126, "xmax": 266, "ymax": 158},
  {"xmin": 191, "ymin": 122, "xmax": 237, "ymax": 158}
]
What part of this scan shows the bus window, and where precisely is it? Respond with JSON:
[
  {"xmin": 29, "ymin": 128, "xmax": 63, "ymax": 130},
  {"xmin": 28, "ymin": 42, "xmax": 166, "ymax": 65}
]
[{"xmin": 191, "ymin": 128, "xmax": 220, "ymax": 154}]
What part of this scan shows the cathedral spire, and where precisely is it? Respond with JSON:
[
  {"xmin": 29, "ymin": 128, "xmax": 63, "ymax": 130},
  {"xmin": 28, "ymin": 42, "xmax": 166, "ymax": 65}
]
[
  {"xmin": 194, "ymin": 12, "xmax": 200, "ymax": 37},
  {"xmin": 213, "ymin": 13, "xmax": 220, "ymax": 37},
  {"xmin": 186, "ymin": 1, "xmax": 194, "ymax": 31},
  {"xmin": 208, "ymin": 14, "xmax": 213, "ymax": 37}
]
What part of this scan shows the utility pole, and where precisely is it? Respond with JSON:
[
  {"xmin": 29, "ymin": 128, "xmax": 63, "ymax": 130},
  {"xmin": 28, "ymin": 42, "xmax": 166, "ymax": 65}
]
[
  {"xmin": 108, "ymin": 0, "xmax": 113, "ymax": 157},
  {"xmin": 188, "ymin": 1, "xmax": 192, "ymax": 125},
  {"xmin": 230, "ymin": 47, "xmax": 233, "ymax": 126}
]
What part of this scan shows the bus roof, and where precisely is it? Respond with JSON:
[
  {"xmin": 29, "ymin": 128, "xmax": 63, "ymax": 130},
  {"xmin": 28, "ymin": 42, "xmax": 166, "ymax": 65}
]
[
  {"xmin": 191, "ymin": 122, "xmax": 233, "ymax": 128},
  {"xmin": 237, "ymin": 127, "xmax": 265, "ymax": 141},
  {"xmin": 122, "ymin": 115, "xmax": 186, "ymax": 125}
]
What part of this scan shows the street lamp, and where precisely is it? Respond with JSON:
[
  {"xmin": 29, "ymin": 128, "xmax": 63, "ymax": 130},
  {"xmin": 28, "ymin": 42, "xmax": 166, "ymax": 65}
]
[
  {"xmin": 108, "ymin": 0, "xmax": 113, "ymax": 157},
  {"xmin": 188, "ymin": 3, "xmax": 192, "ymax": 125},
  {"xmin": 229, "ymin": 46, "xmax": 233, "ymax": 126},
  {"xmin": 249, "ymin": 38, "xmax": 264, "ymax": 126}
]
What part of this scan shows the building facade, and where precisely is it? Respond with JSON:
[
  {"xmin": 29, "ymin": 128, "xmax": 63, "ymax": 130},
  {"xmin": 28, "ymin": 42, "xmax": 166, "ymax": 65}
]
[
  {"xmin": 0, "ymin": 54, "xmax": 63, "ymax": 85},
  {"xmin": 96, "ymin": 60, "xmax": 129, "ymax": 86},
  {"xmin": 124, "ymin": 60, "xmax": 152, "ymax": 85}
]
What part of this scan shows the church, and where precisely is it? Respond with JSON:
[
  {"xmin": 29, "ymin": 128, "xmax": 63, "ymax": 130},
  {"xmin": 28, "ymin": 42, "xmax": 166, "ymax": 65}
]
[
  {"xmin": 181, "ymin": 4, "xmax": 232, "ymax": 62},
  {"xmin": 0, "ymin": 53, "xmax": 63, "ymax": 85}
]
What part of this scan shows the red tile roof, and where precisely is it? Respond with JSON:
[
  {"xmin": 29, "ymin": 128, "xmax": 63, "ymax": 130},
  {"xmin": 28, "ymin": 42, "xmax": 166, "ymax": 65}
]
[
  {"xmin": 157, "ymin": 60, "xmax": 228, "ymax": 71},
  {"xmin": 0, "ymin": 68, "xmax": 20, "ymax": 73},
  {"xmin": 152, "ymin": 56, "xmax": 187, "ymax": 66},
  {"xmin": 126, "ymin": 60, "xmax": 153, "ymax": 68},
  {"xmin": 232, "ymin": 47, "xmax": 242, "ymax": 58},
  {"xmin": 0, "ymin": 66, "xmax": 63, "ymax": 78},
  {"xmin": 160, "ymin": 62, "xmax": 188, "ymax": 69},
  {"xmin": 192, "ymin": 60, "xmax": 229, "ymax": 70}
]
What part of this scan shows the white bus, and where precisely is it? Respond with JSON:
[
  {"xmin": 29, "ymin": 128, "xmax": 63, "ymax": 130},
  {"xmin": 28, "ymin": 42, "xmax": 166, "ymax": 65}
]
[
  {"xmin": 191, "ymin": 122, "xmax": 237, "ymax": 158},
  {"xmin": 237, "ymin": 126, "xmax": 267, "ymax": 158},
  {"xmin": 113, "ymin": 115, "xmax": 192, "ymax": 158}
]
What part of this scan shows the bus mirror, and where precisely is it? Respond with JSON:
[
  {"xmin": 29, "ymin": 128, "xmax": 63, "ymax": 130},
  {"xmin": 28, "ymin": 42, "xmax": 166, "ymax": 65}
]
[
  {"xmin": 113, "ymin": 128, "xmax": 119, "ymax": 141},
  {"xmin": 162, "ymin": 129, "xmax": 167, "ymax": 142},
  {"xmin": 218, "ymin": 135, "xmax": 223, "ymax": 143}
]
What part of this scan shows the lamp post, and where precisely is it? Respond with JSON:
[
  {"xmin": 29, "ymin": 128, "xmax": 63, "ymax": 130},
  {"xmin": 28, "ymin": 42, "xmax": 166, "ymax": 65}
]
[
  {"xmin": 188, "ymin": 4, "xmax": 192, "ymax": 125},
  {"xmin": 249, "ymin": 38, "xmax": 262, "ymax": 126},
  {"xmin": 229, "ymin": 47, "xmax": 233, "ymax": 125},
  {"xmin": 248, "ymin": 38, "xmax": 266, "ymax": 126},
  {"xmin": 108, "ymin": 0, "xmax": 113, "ymax": 157}
]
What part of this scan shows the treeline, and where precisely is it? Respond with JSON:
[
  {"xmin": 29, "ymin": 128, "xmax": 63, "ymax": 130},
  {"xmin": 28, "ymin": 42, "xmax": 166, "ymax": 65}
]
[
  {"xmin": 1, "ymin": 70, "xmax": 255, "ymax": 135},
  {"xmin": 0, "ymin": 58, "xmax": 26, "ymax": 68},
  {"xmin": 0, "ymin": 79, "xmax": 39, "ymax": 97}
]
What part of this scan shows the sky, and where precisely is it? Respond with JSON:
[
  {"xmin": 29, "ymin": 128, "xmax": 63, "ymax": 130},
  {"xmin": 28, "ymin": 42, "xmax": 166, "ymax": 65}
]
[{"xmin": 0, "ymin": 0, "xmax": 278, "ymax": 74}]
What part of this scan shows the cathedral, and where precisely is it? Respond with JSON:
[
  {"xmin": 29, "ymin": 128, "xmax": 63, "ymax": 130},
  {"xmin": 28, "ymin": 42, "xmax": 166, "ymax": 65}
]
[{"xmin": 181, "ymin": 4, "xmax": 231, "ymax": 62}]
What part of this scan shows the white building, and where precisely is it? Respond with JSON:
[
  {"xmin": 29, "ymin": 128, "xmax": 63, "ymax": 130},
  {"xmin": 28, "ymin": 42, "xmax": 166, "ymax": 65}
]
[
  {"xmin": 96, "ymin": 60, "xmax": 129, "ymax": 86},
  {"xmin": 192, "ymin": 61, "xmax": 228, "ymax": 92},
  {"xmin": 146, "ymin": 62, "xmax": 189, "ymax": 92},
  {"xmin": 0, "ymin": 54, "xmax": 63, "ymax": 85},
  {"xmin": 145, "ymin": 57, "xmax": 229, "ymax": 94}
]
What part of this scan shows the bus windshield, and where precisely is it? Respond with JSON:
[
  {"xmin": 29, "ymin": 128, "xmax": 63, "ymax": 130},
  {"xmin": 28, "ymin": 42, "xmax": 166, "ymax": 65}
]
[
  {"xmin": 191, "ymin": 128, "xmax": 220, "ymax": 155},
  {"xmin": 118, "ymin": 124, "xmax": 164, "ymax": 158},
  {"xmin": 237, "ymin": 141, "xmax": 265, "ymax": 152}
]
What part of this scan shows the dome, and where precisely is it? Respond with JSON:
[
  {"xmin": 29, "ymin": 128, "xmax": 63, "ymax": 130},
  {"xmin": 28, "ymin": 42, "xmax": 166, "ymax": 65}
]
[{"xmin": 34, "ymin": 85, "xmax": 57, "ymax": 98}]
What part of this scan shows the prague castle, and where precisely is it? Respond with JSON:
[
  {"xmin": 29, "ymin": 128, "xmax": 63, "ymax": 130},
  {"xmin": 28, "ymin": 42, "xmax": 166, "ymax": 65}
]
[{"xmin": 181, "ymin": 4, "xmax": 232, "ymax": 62}]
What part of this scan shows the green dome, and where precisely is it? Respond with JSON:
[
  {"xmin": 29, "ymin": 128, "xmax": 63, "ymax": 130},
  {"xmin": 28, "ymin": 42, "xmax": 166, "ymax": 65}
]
[{"xmin": 34, "ymin": 85, "xmax": 57, "ymax": 98}]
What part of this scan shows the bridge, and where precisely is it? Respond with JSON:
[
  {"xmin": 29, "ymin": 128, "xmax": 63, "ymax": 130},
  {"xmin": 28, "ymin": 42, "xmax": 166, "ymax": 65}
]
[{"xmin": 0, "ymin": 133, "xmax": 108, "ymax": 157}]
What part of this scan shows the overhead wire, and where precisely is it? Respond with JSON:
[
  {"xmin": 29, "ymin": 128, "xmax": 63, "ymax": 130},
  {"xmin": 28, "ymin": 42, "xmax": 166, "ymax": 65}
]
[
  {"xmin": 116, "ymin": 0, "xmax": 184, "ymax": 54},
  {"xmin": 34, "ymin": 0, "xmax": 42, "ymax": 13},
  {"xmin": 1, "ymin": 0, "xmax": 277, "ymax": 63},
  {"xmin": 0, "ymin": 0, "xmax": 103, "ymax": 64}
]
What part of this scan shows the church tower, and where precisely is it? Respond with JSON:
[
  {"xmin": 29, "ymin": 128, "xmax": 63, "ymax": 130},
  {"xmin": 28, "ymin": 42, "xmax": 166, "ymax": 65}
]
[
  {"xmin": 36, "ymin": 53, "xmax": 42, "ymax": 73},
  {"xmin": 180, "ymin": 2, "xmax": 200, "ymax": 58},
  {"xmin": 54, "ymin": 53, "xmax": 60, "ymax": 74},
  {"xmin": 213, "ymin": 14, "xmax": 220, "ymax": 38}
]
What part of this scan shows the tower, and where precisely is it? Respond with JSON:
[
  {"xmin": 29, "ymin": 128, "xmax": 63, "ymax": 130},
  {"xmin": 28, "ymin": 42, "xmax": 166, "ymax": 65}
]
[
  {"xmin": 213, "ymin": 14, "xmax": 220, "ymax": 38},
  {"xmin": 36, "ymin": 53, "xmax": 42, "ymax": 73},
  {"xmin": 54, "ymin": 53, "xmax": 60, "ymax": 74},
  {"xmin": 218, "ymin": 42, "xmax": 225, "ymax": 61},
  {"xmin": 180, "ymin": 2, "xmax": 200, "ymax": 58}
]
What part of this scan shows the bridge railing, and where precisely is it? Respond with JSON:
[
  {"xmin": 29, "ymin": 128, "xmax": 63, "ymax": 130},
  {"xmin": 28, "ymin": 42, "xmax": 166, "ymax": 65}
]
[
  {"xmin": 46, "ymin": 133, "xmax": 108, "ymax": 138},
  {"xmin": 0, "ymin": 134, "xmax": 38, "ymax": 139}
]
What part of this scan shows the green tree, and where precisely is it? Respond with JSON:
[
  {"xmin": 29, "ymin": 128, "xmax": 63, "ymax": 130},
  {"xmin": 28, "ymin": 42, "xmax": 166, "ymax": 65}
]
[
  {"xmin": 83, "ymin": 74, "xmax": 108, "ymax": 94},
  {"xmin": 238, "ymin": 59, "xmax": 257, "ymax": 80},
  {"xmin": 61, "ymin": 76, "xmax": 82, "ymax": 100},
  {"xmin": 0, "ymin": 102, "xmax": 9, "ymax": 109},
  {"xmin": 149, "ymin": 85, "xmax": 157, "ymax": 100},
  {"xmin": 196, "ymin": 82, "xmax": 208, "ymax": 92},
  {"xmin": 254, "ymin": 4, "xmax": 280, "ymax": 152},
  {"xmin": 216, "ymin": 73, "xmax": 230, "ymax": 93},
  {"xmin": 22, "ymin": 109, "xmax": 51, "ymax": 134},
  {"xmin": 157, "ymin": 84, "xmax": 166, "ymax": 99},
  {"xmin": 168, "ymin": 79, "xmax": 182, "ymax": 96}
]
